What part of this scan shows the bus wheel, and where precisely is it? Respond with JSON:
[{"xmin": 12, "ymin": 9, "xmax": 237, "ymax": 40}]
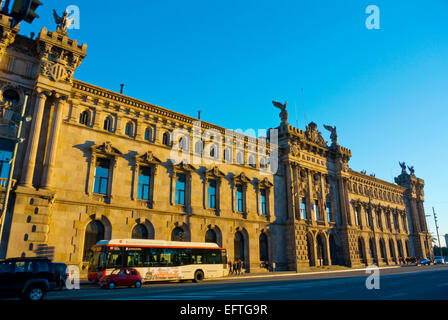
[{"xmin": 193, "ymin": 270, "xmax": 204, "ymax": 283}]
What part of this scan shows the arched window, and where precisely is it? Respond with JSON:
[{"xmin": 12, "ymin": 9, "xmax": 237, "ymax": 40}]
[
  {"xmin": 171, "ymin": 227, "xmax": 185, "ymax": 242},
  {"xmin": 248, "ymin": 155, "xmax": 256, "ymax": 168},
  {"xmin": 224, "ymin": 148, "xmax": 231, "ymax": 162},
  {"xmin": 205, "ymin": 229, "xmax": 217, "ymax": 244},
  {"xmin": 210, "ymin": 145, "xmax": 216, "ymax": 158},
  {"xmin": 178, "ymin": 136, "xmax": 188, "ymax": 151},
  {"xmin": 144, "ymin": 127, "xmax": 152, "ymax": 141},
  {"xmin": 260, "ymin": 158, "xmax": 267, "ymax": 169},
  {"xmin": 259, "ymin": 233, "xmax": 268, "ymax": 262},
  {"xmin": 125, "ymin": 122, "xmax": 134, "ymax": 137},
  {"xmin": 163, "ymin": 132, "xmax": 171, "ymax": 146},
  {"xmin": 103, "ymin": 116, "xmax": 113, "ymax": 132},
  {"xmin": 195, "ymin": 141, "xmax": 202, "ymax": 155},
  {"xmin": 3, "ymin": 89, "xmax": 20, "ymax": 105},
  {"xmin": 83, "ymin": 220, "xmax": 104, "ymax": 261},
  {"xmin": 132, "ymin": 224, "xmax": 148, "ymax": 239},
  {"xmin": 79, "ymin": 110, "xmax": 90, "ymax": 126},
  {"xmin": 237, "ymin": 152, "xmax": 244, "ymax": 165}
]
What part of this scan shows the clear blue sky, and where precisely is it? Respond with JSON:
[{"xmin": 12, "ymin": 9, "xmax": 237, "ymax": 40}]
[{"xmin": 18, "ymin": 0, "xmax": 448, "ymax": 245}]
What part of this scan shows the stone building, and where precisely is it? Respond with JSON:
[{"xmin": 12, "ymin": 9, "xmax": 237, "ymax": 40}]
[{"xmin": 0, "ymin": 15, "xmax": 432, "ymax": 274}]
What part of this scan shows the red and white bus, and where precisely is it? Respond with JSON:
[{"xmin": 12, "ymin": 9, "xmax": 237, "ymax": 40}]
[{"xmin": 88, "ymin": 239, "xmax": 228, "ymax": 283}]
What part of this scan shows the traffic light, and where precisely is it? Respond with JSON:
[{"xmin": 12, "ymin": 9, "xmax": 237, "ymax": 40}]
[{"xmin": 10, "ymin": 0, "xmax": 43, "ymax": 26}]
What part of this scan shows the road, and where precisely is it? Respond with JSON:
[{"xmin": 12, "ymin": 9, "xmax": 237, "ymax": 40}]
[{"xmin": 45, "ymin": 265, "xmax": 448, "ymax": 300}]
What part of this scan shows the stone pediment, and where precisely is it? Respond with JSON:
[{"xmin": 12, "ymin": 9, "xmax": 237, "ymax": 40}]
[
  {"xmin": 257, "ymin": 177, "xmax": 274, "ymax": 189},
  {"xmin": 206, "ymin": 166, "xmax": 226, "ymax": 178},
  {"xmin": 172, "ymin": 160, "xmax": 196, "ymax": 172},
  {"xmin": 233, "ymin": 172, "xmax": 251, "ymax": 184},
  {"xmin": 90, "ymin": 141, "xmax": 122, "ymax": 157},
  {"xmin": 135, "ymin": 151, "xmax": 161, "ymax": 165}
]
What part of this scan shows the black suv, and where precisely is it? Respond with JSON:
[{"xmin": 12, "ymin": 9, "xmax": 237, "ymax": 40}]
[{"xmin": 0, "ymin": 257, "xmax": 57, "ymax": 301}]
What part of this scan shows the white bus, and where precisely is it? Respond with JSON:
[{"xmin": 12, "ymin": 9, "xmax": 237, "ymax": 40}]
[{"xmin": 87, "ymin": 239, "xmax": 228, "ymax": 283}]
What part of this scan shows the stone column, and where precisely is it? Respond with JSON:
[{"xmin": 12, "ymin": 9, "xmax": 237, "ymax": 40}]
[
  {"xmin": 20, "ymin": 90, "xmax": 49, "ymax": 187},
  {"xmin": 40, "ymin": 95, "xmax": 67, "ymax": 189}
]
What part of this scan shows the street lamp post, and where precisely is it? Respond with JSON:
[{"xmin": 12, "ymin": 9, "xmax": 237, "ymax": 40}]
[{"xmin": 0, "ymin": 94, "xmax": 29, "ymax": 258}]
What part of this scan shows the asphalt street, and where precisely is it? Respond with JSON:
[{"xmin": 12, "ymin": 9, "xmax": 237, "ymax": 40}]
[{"xmin": 44, "ymin": 265, "xmax": 448, "ymax": 300}]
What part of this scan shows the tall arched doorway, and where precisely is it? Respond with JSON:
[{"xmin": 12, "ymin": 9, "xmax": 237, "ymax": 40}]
[
  {"xmin": 389, "ymin": 239, "xmax": 396, "ymax": 263},
  {"xmin": 316, "ymin": 234, "xmax": 326, "ymax": 266},
  {"xmin": 379, "ymin": 239, "xmax": 387, "ymax": 264},
  {"xmin": 329, "ymin": 234, "xmax": 340, "ymax": 266},
  {"xmin": 171, "ymin": 227, "xmax": 185, "ymax": 241},
  {"xmin": 397, "ymin": 240, "xmax": 404, "ymax": 261},
  {"xmin": 83, "ymin": 220, "xmax": 105, "ymax": 261},
  {"xmin": 369, "ymin": 238, "xmax": 377, "ymax": 264},
  {"xmin": 307, "ymin": 233, "xmax": 315, "ymax": 267},
  {"xmin": 234, "ymin": 231, "xmax": 245, "ymax": 261},
  {"xmin": 259, "ymin": 233, "xmax": 269, "ymax": 262},
  {"xmin": 205, "ymin": 229, "xmax": 217, "ymax": 244},
  {"xmin": 132, "ymin": 224, "xmax": 148, "ymax": 239},
  {"xmin": 358, "ymin": 238, "xmax": 367, "ymax": 265}
]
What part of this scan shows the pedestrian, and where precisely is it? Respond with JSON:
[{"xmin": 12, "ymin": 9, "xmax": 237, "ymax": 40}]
[
  {"xmin": 228, "ymin": 260, "xmax": 233, "ymax": 275},
  {"xmin": 233, "ymin": 260, "xmax": 238, "ymax": 275},
  {"xmin": 237, "ymin": 259, "xmax": 242, "ymax": 275}
]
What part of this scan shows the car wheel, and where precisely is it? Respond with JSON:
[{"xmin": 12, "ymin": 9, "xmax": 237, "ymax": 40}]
[
  {"xmin": 24, "ymin": 285, "xmax": 46, "ymax": 301},
  {"xmin": 193, "ymin": 270, "xmax": 204, "ymax": 283},
  {"xmin": 135, "ymin": 280, "xmax": 142, "ymax": 288},
  {"xmin": 109, "ymin": 282, "xmax": 116, "ymax": 289}
]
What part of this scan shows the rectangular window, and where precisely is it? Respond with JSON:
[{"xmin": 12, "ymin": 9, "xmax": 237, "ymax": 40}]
[
  {"xmin": 313, "ymin": 200, "xmax": 319, "ymax": 220},
  {"xmin": 208, "ymin": 180, "xmax": 217, "ymax": 209},
  {"xmin": 355, "ymin": 208, "xmax": 360, "ymax": 226},
  {"xmin": 0, "ymin": 150, "xmax": 12, "ymax": 180},
  {"xmin": 300, "ymin": 198, "xmax": 307, "ymax": 220},
  {"xmin": 236, "ymin": 184, "xmax": 243, "ymax": 212},
  {"xmin": 175, "ymin": 173, "xmax": 186, "ymax": 205},
  {"xmin": 326, "ymin": 202, "xmax": 331, "ymax": 222},
  {"xmin": 260, "ymin": 189, "xmax": 267, "ymax": 215},
  {"xmin": 93, "ymin": 158, "xmax": 110, "ymax": 195},
  {"xmin": 137, "ymin": 166, "xmax": 151, "ymax": 200}
]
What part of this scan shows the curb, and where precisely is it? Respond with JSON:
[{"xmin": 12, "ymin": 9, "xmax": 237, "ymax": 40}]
[{"xmin": 211, "ymin": 265, "xmax": 402, "ymax": 281}]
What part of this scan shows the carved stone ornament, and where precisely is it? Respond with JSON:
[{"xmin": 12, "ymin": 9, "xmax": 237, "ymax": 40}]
[
  {"xmin": 90, "ymin": 141, "xmax": 123, "ymax": 157},
  {"xmin": 305, "ymin": 122, "xmax": 327, "ymax": 147},
  {"xmin": 135, "ymin": 151, "xmax": 161, "ymax": 165}
]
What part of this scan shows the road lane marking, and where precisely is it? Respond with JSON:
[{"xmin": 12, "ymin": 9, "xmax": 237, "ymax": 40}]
[
  {"xmin": 383, "ymin": 292, "xmax": 406, "ymax": 299},
  {"xmin": 437, "ymin": 283, "xmax": 448, "ymax": 287}
]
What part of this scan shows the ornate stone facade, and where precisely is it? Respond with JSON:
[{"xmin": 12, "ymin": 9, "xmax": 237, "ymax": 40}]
[{"xmin": 0, "ymin": 15, "xmax": 431, "ymax": 274}]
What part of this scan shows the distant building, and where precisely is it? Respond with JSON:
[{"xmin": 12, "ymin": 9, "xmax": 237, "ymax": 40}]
[
  {"xmin": 445, "ymin": 234, "xmax": 448, "ymax": 248},
  {"xmin": 0, "ymin": 14, "xmax": 432, "ymax": 274}
]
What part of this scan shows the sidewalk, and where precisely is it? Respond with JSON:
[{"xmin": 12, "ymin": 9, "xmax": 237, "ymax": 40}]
[{"xmin": 79, "ymin": 265, "xmax": 403, "ymax": 286}]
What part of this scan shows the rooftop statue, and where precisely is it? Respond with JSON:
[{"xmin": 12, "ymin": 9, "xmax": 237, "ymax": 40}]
[
  {"xmin": 408, "ymin": 166, "xmax": 415, "ymax": 176},
  {"xmin": 399, "ymin": 162, "xmax": 407, "ymax": 174},
  {"xmin": 53, "ymin": 9, "xmax": 74, "ymax": 33},
  {"xmin": 272, "ymin": 101, "xmax": 288, "ymax": 124},
  {"xmin": 323, "ymin": 124, "xmax": 338, "ymax": 146}
]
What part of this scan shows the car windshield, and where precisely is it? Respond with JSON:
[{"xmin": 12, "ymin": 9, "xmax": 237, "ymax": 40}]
[{"xmin": 111, "ymin": 269, "xmax": 122, "ymax": 275}]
